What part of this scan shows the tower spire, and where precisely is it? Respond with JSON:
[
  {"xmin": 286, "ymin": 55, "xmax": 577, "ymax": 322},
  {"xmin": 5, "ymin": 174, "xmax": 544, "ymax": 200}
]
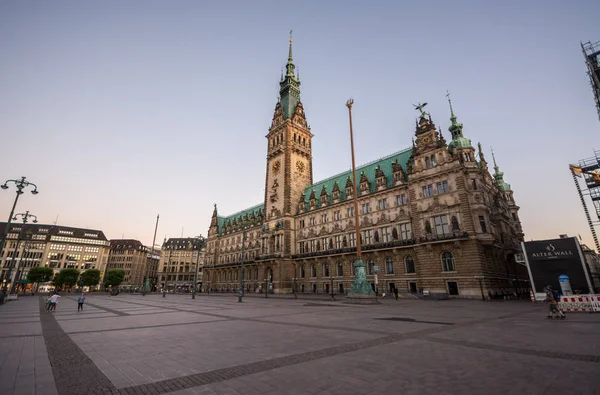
[
  {"xmin": 279, "ymin": 30, "xmax": 301, "ymax": 119},
  {"xmin": 490, "ymin": 147, "xmax": 511, "ymax": 191}
]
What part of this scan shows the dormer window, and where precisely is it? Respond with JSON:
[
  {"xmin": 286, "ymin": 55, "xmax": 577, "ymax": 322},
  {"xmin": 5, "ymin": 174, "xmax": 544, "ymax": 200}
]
[
  {"xmin": 425, "ymin": 157, "xmax": 431, "ymax": 169},
  {"xmin": 359, "ymin": 172, "xmax": 370, "ymax": 194}
]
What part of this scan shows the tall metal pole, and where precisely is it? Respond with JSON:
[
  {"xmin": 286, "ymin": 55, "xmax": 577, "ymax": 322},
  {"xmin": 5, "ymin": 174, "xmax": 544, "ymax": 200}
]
[
  {"xmin": 347, "ymin": 99, "xmax": 362, "ymax": 258},
  {"xmin": 3, "ymin": 211, "xmax": 37, "ymax": 295},
  {"xmin": 571, "ymin": 167, "xmax": 600, "ymax": 252},
  {"xmin": 163, "ymin": 246, "xmax": 172, "ymax": 298},
  {"xmin": 238, "ymin": 227, "xmax": 247, "ymax": 303},
  {"xmin": 192, "ymin": 235, "xmax": 203, "ymax": 300},
  {"xmin": 143, "ymin": 214, "xmax": 159, "ymax": 295}
]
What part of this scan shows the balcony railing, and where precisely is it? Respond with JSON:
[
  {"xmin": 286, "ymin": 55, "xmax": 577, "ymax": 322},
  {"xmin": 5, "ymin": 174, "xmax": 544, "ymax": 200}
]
[
  {"xmin": 418, "ymin": 231, "xmax": 469, "ymax": 243},
  {"xmin": 292, "ymin": 238, "xmax": 416, "ymax": 259}
]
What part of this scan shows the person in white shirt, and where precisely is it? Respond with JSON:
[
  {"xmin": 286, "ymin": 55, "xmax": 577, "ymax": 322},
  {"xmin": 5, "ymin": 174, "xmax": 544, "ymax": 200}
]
[{"xmin": 47, "ymin": 292, "xmax": 61, "ymax": 311}]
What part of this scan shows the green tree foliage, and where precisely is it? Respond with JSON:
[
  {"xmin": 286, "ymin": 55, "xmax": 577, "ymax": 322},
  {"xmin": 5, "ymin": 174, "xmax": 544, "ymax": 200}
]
[
  {"xmin": 53, "ymin": 268, "xmax": 80, "ymax": 289},
  {"xmin": 79, "ymin": 269, "xmax": 101, "ymax": 288},
  {"xmin": 104, "ymin": 269, "xmax": 125, "ymax": 287},
  {"xmin": 27, "ymin": 267, "xmax": 54, "ymax": 284}
]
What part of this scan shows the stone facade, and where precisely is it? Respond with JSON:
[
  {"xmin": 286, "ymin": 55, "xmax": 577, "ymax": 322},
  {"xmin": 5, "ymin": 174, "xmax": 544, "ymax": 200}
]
[
  {"xmin": 203, "ymin": 38, "xmax": 527, "ymax": 299},
  {"xmin": 107, "ymin": 239, "xmax": 160, "ymax": 289},
  {"xmin": 158, "ymin": 237, "xmax": 205, "ymax": 293},
  {"xmin": 0, "ymin": 223, "xmax": 110, "ymax": 291}
]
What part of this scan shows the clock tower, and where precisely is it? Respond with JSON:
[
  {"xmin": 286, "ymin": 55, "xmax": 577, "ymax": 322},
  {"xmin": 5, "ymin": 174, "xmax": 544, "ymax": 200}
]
[{"xmin": 264, "ymin": 33, "xmax": 313, "ymax": 254}]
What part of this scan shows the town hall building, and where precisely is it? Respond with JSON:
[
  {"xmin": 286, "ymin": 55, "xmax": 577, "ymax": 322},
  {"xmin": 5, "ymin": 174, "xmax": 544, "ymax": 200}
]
[{"xmin": 203, "ymin": 37, "xmax": 527, "ymax": 298}]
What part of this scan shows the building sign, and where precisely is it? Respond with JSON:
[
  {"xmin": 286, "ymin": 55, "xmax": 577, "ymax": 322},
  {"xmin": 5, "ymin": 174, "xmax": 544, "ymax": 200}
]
[{"xmin": 522, "ymin": 237, "xmax": 593, "ymax": 295}]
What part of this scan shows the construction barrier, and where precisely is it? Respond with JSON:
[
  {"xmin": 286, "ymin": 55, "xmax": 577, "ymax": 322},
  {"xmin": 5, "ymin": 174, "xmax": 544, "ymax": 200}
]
[{"xmin": 558, "ymin": 294, "xmax": 600, "ymax": 312}]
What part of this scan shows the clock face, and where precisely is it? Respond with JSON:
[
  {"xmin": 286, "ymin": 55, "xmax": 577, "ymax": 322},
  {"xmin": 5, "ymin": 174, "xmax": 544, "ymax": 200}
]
[
  {"xmin": 296, "ymin": 160, "xmax": 305, "ymax": 173},
  {"xmin": 272, "ymin": 160, "xmax": 281, "ymax": 174},
  {"xmin": 423, "ymin": 136, "xmax": 431, "ymax": 143}
]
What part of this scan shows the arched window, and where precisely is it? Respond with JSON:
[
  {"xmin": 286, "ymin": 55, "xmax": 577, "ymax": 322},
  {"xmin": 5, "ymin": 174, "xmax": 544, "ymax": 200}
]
[
  {"xmin": 337, "ymin": 262, "xmax": 343, "ymax": 276},
  {"xmin": 368, "ymin": 260, "xmax": 375, "ymax": 275},
  {"xmin": 311, "ymin": 264, "xmax": 317, "ymax": 277},
  {"xmin": 441, "ymin": 251, "xmax": 455, "ymax": 272},
  {"xmin": 323, "ymin": 263, "xmax": 330, "ymax": 277},
  {"xmin": 385, "ymin": 257, "xmax": 394, "ymax": 274},
  {"xmin": 431, "ymin": 155, "xmax": 437, "ymax": 167},
  {"xmin": 425, "ymin": 157, "xmax": 431, "ymax": 169},
  {"xmin": 254, "ymin": 268, "xmax": 258, "ymax": 279},
  {"xmin": 405, "ymin": 256, "xmax": 415, "ymax": 273},
  {"xmin": 300, "ymin": 265, "xmax": 305, "ymax": 278}
]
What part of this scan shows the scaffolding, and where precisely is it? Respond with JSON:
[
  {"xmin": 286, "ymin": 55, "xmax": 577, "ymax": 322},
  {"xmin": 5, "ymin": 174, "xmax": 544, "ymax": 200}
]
[
  {"xmin": 582, "ymin": 40, "xmax": 600, "ymax": 123},
  {"xmin": 570, "ymin": 150, "xmax": 600, "ymax": 252}
]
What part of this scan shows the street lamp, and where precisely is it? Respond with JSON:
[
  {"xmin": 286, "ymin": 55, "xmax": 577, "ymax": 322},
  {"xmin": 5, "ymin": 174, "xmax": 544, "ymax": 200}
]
[
  {"xmin": 238, "ymin": 227, "xmax": 248, "ymax": 303},
  {"xmin": 329, "ymin": 276, "xmax": 335, "ymax": 300},
  {"xmin": 143, "ymin": 215, "xmax": 160, "ymax": 296},
  {"xmin": 474, "ymin": 276, "xmax": 486, "ymax": 301},
  {"xmin": 192, "ymin": 235, "xmax": 206, "ymax": 300},
  {"xmin": 292, "ymin": 277, "xmax": 298, "ymax": 299},
  {"xmin": 2, "ymin": 211, "xmax": 37, "ymax": 296},
  {"xmin": 163, "ymin": 242, "xmax": 172, "ymax": 298},
  {"xmin": 0, "ymin": 177, "xmax": 39, "ymax": 299}
]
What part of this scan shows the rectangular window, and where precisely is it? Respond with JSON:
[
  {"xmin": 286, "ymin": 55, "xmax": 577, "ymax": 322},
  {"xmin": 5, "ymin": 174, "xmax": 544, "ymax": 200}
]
[
  {"xmin": 321, "ymin": 213, "xmax": 328, "ymax": 223},
  {"xmin": 310, "ymin": 240, "xmax": 316, "ymax": 252},
  {"xmin": 335, "ymin": 235, "xmax": 343, "ymax": 249},
  {"xmin": 347, "ymin": 207, "xmax": 355, "ymax": 218},
  {"xmin": 361, "ymin": 202, "xmax": 371, "ymax": 214},
  {"xmin": 396, "ymin": 194, "xmax": 407, "ymax": 206},
  {"xmin": 381, "ymin": 227, "xmax": 391, "ymax": 243},
  {"xmin": 471, "ymin": 179, "xmax": 477, "ymax": 190},
  {"xmin": 299, "ymin": 220, "xmax": 305, "ymax": 228},
  {"xmin": 309, "ymin": 217, "xmax": 316, "ymax": 226},
  {"xmin": 363, "ymin": 230, "xmax": 373, "ymax": 244},
  {"xmin": 333, "ymin": 210, "xmax": 341, "ymax": 220},
  {"xmin": 511, "ymin": 213, "xmax": 517, "ymax": 221},
  {"xmin": 479, "ymin": 215, "xmax": 487, "ymax": 233},
  {"xmin": 378, "ymin": 199, "xmax": 388, "ymax": 210},
  {"xmin": 433, "ymin": 215, "xmax": 450, "ymax": 236},
  {"xmin": 348, "ymin": 233, "xmax": 356, "ymax": 248},
  {"xmin": 436, "ymin": 180, "xmax": 449, "ymax": 194},
  {"xmin": 399, "ymin": 223, "xmax": 412, "ymax": 240},
  {"xmin": 422, "ymin": 184, "xmax": 434, "ymax": 197}
]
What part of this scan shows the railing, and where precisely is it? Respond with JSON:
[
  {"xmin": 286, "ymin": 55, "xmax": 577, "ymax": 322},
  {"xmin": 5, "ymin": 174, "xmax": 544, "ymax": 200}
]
[
  {"xmin": 292, "ymin": 238, "xmax": 416, "ymax": 259},
  {"xmin": 418, "ymin": 232, "xmax": 469, "ymax": 243}
]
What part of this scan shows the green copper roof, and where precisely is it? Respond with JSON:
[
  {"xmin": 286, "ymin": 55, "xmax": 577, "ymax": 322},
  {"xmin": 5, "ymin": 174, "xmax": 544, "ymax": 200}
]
[
  {"xmin": 301, "ymin": 148, "xmax": 412, "ymax": 208},
  {"xmin": 448, "ymin": 136, "xmax": 472, "ymax": 151},
  {"xmin": 491, "ymin": 149, "xmax": 511, "ymax": 191},
  {"xmin": 445, "ymin": 92, "xmax": 472, "ymax": 153},
  {"xmin": 279, "ymin": 34, "xmax": 300, "ymax": 119},
  {"xmin": 217, "ymin": 203, "xmax": 264, "ymax": 236}
]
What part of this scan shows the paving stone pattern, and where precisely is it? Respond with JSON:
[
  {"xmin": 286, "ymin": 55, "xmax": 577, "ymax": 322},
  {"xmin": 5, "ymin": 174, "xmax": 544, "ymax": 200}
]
[{"xmin": 1, "ymin": 293, "xmax": 599, "ymax": 395}]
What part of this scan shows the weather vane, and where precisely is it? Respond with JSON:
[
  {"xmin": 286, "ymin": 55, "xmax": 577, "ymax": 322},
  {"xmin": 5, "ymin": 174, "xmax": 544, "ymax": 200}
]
[{"xmin": 413, "ymin": 102, "xmax": 429, "ymax": 118}]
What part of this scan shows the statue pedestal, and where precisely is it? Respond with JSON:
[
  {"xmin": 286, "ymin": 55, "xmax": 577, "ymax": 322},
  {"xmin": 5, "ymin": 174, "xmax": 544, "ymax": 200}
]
[
  {"xmin": 345, "ymin": 293, "xmax": 380, "ymax": 305},
  {"xmin": 344, "ymin": 258, "xmax": 380, "ymax": 305}
]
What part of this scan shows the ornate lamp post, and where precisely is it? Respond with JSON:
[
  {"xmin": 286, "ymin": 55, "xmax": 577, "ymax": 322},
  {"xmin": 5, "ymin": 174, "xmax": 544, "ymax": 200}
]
[
  {"xmin": 0, "ymin": 177, "xmax": 39, "ymax": 295},
  {"xmin": 292, "ymin": 277, "xmax": 298, "ymax": 299},
  {"xmin": 345, "ymin": 100, "xmax": 377, "ymax": 303},
  {"xmin": 192, "ymin": 235, "xmax": 206, "ymax": 300},
  {"xmin": 238, "ymin": 227, "xmax": 248, "ymax": 303},
  {"xmin": 143, "ymin": 215, "xmax": 160, "ymax": 296},
  {"xmin": 329, "ymin": 276, "xmax": 335, "ymax": 300},
  {"xmin": 2, "ymin": 211, "xmax": 37, "ymax": 296},
  {"xmin": 163, "ymin": 242, "xmax": 172, "ymax": 298}
]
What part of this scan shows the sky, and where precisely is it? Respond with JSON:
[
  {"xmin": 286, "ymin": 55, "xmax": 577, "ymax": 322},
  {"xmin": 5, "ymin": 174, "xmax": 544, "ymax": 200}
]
[{"xmin": 1, "ymin": 0, "xmax": 599, "ymax": 248}]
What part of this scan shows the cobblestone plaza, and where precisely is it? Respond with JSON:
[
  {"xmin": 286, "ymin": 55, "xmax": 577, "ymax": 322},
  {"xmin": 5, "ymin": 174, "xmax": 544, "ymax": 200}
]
[{"xmin": 1, "ymin": 294, "xmax": 599, "ymax": 395}]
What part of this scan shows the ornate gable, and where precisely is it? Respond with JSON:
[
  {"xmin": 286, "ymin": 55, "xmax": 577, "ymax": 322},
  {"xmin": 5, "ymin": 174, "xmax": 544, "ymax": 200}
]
[
  {"xmin": 291, "ymin": 101, "xmax": 308, "ymax": 128},
  {"xmin": 271, "ymin": 102, "xmax": 284, "ymax": 129},
  {"xmin": 319, "ymin": 185, "xmax": 329, "ymax": 207}
]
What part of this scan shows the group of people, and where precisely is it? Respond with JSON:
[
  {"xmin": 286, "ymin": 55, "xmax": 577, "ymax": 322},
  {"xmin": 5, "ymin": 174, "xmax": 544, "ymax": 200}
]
[
  {"xmin": 380, "ymin": 287, "xmax": 400, "ymax": 300},
  {"xmin": 45, "ymin": 292, "xmax": 87, "ymax": 312}
]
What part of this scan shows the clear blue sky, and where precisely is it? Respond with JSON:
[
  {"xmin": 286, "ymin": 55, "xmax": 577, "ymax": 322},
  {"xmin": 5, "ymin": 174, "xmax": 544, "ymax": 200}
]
[{"xmin": 1, "ymin": 0, "xmax": 599, "ymax": 247}]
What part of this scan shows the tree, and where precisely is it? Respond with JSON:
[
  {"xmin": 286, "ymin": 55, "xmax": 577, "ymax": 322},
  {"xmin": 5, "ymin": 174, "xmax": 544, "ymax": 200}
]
[
  {"xmin": 53, "ymin": 268, "xmax": 80, "ymax": 290},
  {"xmin": 104, "ymin": 269, "xmax": 125, "ymax": 288},
  {"xmin": 79, "ymin": 269, "xmax": 101, "ymax": 289},
  {"xmin": 27, "ymin": 267, "xmax": 54, "ymax": 292}
]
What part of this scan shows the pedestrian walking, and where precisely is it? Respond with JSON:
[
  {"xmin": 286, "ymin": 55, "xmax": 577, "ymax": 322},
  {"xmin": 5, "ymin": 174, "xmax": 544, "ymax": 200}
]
[
  {"xmin": 544, "ymin": 286, "xmax": 565, "ymax": 319},
  {"xmin": 47, "ymin": 292, "xmax": 61, "ymax": 312},
  {"xmin": 393, "ymin": 287, "xmax": 399, "ymax": 300},
  {"xmin": 77, "ymin": 293, "xmax": 86, "ymax": 311}
]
